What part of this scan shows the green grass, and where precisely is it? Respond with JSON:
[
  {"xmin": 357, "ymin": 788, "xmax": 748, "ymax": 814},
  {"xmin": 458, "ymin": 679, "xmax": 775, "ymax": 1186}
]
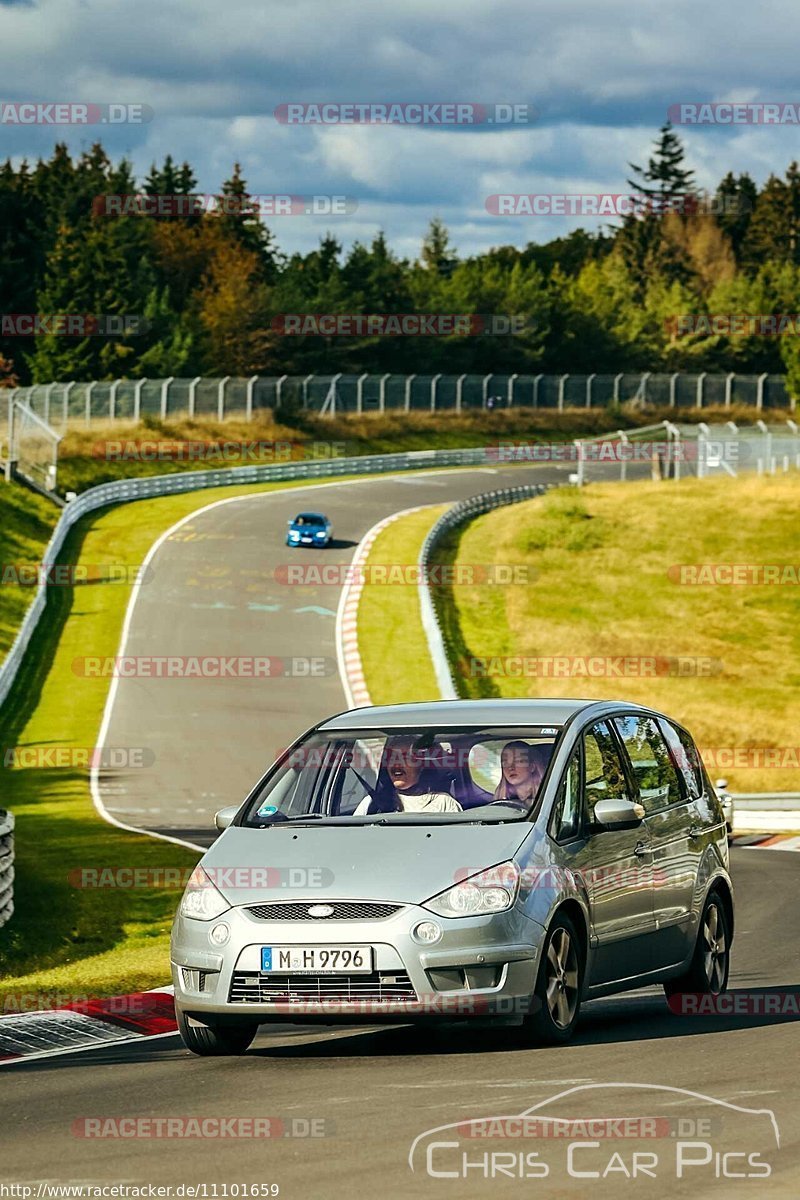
[
  {"xmin": 54, "ymin": 404, "xmax": 763, "ymax": 494},
  {"xmin": 435, "ymin": 474, "xmax": 800, "ymax": 794},
  {"xmin": 0, "ymin": 482, "xmax": 60, "ymax": 661},
  {"xmin": 356, "ymin": 506, "xmax": 448, "ymax": 705},
  {"xmin": 0, "ymin": 473, "xmax": 376, "ymax": 1003}
]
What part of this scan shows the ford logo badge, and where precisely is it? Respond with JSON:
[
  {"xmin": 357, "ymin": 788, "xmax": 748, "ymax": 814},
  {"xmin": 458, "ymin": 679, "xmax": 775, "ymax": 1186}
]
[{"xmin": 308, "ymin": 904, "xmax": 334, "ymax": 918}]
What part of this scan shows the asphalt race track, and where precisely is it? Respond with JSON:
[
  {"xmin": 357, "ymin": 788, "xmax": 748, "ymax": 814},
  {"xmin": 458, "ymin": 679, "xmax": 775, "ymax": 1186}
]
[
  {"xmin": 2, "ymin": 461, "xmax": 798, "ymax": 1198},
  {"xmin": 95, "ymin": 462, "xmax": 578, "ymax": 845},
  {"xmin": 1, "ymin": 851, "xmax": 797, "ymax": 1197}
]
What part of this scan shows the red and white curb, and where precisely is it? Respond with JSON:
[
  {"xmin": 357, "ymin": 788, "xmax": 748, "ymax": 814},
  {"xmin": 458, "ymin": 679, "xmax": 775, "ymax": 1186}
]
[
  {"xmin": 0, "ymin": 988, "xmax": 176, "ymax": 1065},
  {"xmin": 335, "ymin": 505, "xmax": 433, "ymax": 710},
  {"xmin": 731, "ymin": 832, "xmax": 800, "ymax": 851}
]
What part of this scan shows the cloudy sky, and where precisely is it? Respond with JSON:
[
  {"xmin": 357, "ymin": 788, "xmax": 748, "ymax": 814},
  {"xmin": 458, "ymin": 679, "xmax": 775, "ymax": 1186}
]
[{"xmin": 2, "ymin": 0, "xmax": 799, "ymax": 259}]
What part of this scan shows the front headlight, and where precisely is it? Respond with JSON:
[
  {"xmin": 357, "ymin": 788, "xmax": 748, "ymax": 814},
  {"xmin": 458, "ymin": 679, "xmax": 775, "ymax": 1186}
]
[
  {"xmin": 180, "ymin": 866, "xmax": 230, "ymax": 921},
  {"xmin": 423, "ymin": 861, "xmax": 520, "ymax": 918}
]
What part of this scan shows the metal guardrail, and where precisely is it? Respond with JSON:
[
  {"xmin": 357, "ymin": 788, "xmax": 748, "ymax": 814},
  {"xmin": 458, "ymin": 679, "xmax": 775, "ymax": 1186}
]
[
  {"xmin": 1, "ymin": 371, "xmax": 795, "ymax": 427},
  {"xmin": 0, "ymin": 445, "xmax": 519, "ymax": 711},
  {"xmin": 418, "ymin": 484, "xmax": 550, "ymax": 699},
  {"xmin": 0, "ymin": 810, "xmax": 14, "ymax": 929}
]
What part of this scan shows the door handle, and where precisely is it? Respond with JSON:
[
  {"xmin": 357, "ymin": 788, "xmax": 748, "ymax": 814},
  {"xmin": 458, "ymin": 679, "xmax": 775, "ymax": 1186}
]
[{"xmin": 633, "ymin": 840, "xmax": 650, "ymax": 857}]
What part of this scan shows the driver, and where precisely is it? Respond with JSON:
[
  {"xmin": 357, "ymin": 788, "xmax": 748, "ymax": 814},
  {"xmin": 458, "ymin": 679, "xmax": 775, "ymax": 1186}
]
[
  {"xmin": 354, "ymin": 736, "xmax": 461, "ymax": 814},
  {"xmin": 493, "ymin": 741, "xmax": 544, "ymax": 808}
]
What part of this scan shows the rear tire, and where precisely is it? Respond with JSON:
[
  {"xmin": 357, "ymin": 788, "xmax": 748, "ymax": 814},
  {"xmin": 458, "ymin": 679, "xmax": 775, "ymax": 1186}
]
[
  {"xmin": 176, "ymin": 1006, "xmax": 259, "ymax": 1057},
  {"xmin": 524, "ymin": 913, "xmax": 583, "ymax": 1044},
  {"xmin": 664, "ymin": 890, "xmax": 730, "ymax": 1003}
]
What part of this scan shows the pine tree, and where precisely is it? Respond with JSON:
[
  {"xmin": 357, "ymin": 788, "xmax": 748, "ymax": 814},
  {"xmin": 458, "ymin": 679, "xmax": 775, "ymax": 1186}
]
[
  {"xmin": 628, "ymin": 122, "xmax": 695, "ymax": 203},
  {"xmin": 215, "ymin": 164, "xmax": 278, "ymax": 280}
]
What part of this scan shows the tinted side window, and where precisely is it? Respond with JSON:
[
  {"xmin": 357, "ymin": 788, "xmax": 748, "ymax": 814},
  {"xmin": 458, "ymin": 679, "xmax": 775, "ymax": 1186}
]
[
  {"xmin": 660, "ymin": 721, "xmax": 703, "ymax": 800},
  {"xmin": 613, "ymin": 715, "xmax": 683, "ymax": 813},
  {"xmin": 551, "ymin": 751, "xmax": 583, "ymax": 841},
  {"xmin": 583, "ymin": 721, "xmax": 630, "ymax": 819}
]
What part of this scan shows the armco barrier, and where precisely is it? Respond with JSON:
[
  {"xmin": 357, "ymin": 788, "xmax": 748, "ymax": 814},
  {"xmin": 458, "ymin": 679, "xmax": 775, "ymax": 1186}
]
[
  {"xmin": 418, "ymin": 484, "xmax": 549, "ymax": 698},
  {"xmin": 0, "ymin": 810, "xmax": 14, "ymax": 929},
  {"xmin": 0, "ymin": 447, "xmax": 503, "ymax": 711}
]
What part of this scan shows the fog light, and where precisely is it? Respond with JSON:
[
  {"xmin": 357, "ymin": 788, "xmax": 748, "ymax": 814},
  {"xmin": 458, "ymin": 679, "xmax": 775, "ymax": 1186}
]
[
  {"xmin": 209, "ymin": 922, "xmax": 230, "ymax": 946},
  {"xmin": 412, "ymin": 920, "xmax": 442, "ymax": 944}
]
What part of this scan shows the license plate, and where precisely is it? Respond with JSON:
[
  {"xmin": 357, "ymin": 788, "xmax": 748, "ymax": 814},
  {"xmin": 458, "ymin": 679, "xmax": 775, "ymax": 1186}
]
[{"xmin": 261, "ymin": 945, "xmax": 373, "ymax": 974}]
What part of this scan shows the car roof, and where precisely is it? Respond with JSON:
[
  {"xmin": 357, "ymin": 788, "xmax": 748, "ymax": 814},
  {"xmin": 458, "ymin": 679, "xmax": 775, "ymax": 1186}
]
[
  {"xmin": 317, "ymin": 698, "xmax": 653, "ymax": 731},
  {"xmin": 293, "ymin": 512, "xmax": 327, "ymax": 521}
]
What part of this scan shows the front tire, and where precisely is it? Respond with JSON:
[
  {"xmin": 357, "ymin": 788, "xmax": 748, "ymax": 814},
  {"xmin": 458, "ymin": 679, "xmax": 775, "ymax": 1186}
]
[
  {"xmin": 664, "ymin": 890, "xmax": 730, "ymax": 1003},
  {"xmin": 176, "ymin": 1007, "xmax": 259, "ymax": 1057},
  {"xmin": 524, "ymin": 913, "xmax": 583, "ymax": 1044}
]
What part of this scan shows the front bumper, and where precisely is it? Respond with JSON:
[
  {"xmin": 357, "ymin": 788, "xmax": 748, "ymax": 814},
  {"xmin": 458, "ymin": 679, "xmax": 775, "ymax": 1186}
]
[{"xmin": 171, "ymin": 901, "xmax": 544, "ymax": 1023}]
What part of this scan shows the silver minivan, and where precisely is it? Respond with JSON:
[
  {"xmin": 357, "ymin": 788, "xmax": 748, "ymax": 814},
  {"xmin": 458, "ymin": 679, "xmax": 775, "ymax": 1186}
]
[{"xmin": 171, "ymin": 699, "xmax": 733, "ymax": 1055}]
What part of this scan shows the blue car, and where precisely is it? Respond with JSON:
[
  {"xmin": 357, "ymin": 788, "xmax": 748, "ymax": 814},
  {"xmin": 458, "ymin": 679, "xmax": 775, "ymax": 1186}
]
[{"xmin": 286, "ymin": 511, "xmax": 333, "ymax": 548}]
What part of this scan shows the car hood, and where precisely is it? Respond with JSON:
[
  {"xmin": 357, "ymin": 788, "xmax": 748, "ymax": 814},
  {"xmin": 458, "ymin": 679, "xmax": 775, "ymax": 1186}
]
[{"xmin": 202, "ymin": 822, "xmax": 534, "ymax": 906}]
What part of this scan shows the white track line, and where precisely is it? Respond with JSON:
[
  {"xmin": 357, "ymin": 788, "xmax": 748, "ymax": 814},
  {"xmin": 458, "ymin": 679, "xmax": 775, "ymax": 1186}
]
[{"xmin": 90, "ymin": 471, "xmax": 481, "ymax": 852}]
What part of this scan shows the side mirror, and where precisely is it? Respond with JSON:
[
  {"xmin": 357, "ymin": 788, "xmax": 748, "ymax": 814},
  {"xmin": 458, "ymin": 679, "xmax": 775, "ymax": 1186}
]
[
  {"xmin": 594, "ymin": 797, "xmax": 645, "ymax": 831},
  {"xmin": 214, "ymin": 804, "xmax": 240, "ymax": 832}
]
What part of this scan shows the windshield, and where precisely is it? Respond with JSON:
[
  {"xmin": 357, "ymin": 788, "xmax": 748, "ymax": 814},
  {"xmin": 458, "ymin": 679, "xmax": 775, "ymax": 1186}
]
[
  {"xmin": 294, "ymin": 514, "xmax": 325, "ymax": 526},
  {"xmin": 241, "ymin": 726, "xmax": 563, "ymax": 826}
]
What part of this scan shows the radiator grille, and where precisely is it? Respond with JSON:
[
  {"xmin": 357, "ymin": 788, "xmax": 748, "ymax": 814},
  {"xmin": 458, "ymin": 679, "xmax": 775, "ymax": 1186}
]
[
  {"xmin": 229, "ymin": 971, "xmax": 417, "ymax": 1005},
  {"xmin": 245, "ymin": 901, "xmax": 402, "ymax": 921}
]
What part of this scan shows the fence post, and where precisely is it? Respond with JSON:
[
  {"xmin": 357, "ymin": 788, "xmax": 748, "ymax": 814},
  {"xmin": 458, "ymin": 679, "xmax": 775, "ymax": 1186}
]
[
  {"xmin": 756, "ymin": 372, "xmax": 767, "ymax": 411},
  {"xmin": 356, "ymin": 373, "xmax": 367, "ymax": 414},
  {"xmin": 188, "ymin": 376, "xmax": 201, "ymax": 418},
  {"xmin": 44, "ymin": 382, "xmax": 55, "ymax": 425},
  {"xmin": 276, "ymin": 375, "xmax": 287, "ymax": 408},
  {"xmin": 379, "ymin": 373, "xmax": 390, "ymax": 413},
  {"xmin": 533, "ymin": 373, "xmax": 542, "ymax": 408},
  {"xmin": 508, "ymin": 373, "xmax": 518, "ymax": 408},
  {"xmin": 669, "ymin": 372, "xmax": 678, "ymax": 408},
  {"xmin": 574, "ymin": 439, "xmax": 584, "ymax": 486},
  {"xmin": 585, "ymin": 373, "xmax": 596, "ymax": 408},
  {"xmin": 613, "ymin": 373, "xmax": 623, "ymax": 405},
  {"xmin": 697, "ymin": 422, "xmax": 709, "ymax": 479},
  {"xmin": 756, "ymin": 418, "xmax": 773, "ymax": 473},
  {"xmin": 455, "ymin": 373, "xmax": 466, "ymax": 412},
  {"xmin": 641, "ymin": 371, "xmax": 651, "ymax": 404},
  {"xmin": 217, "ymin": 376, "xmax": 230, "ymax": 421},
  {"xmin": 404, "ymin": 374, "xmax": 416, "ymax": 412},
  {"xmin": 558, "ymin": 374, "xmax": 568, "ymax": 411},
  {"xmin": 246, "ymin": 375, "xmax": 257, "ymax": 420},
  {"xmin": 109, "ymin": 379, "xmax": 119, "ymax": 422},
  {"xmin": 161, "ymin": 376, "xmax": 175, "ymax": 420},
  {"xmin": 302, "ymin": 374, "xmax": 313, "ymax": 409},
  {"xmin": 431, "ymin": 373, "xmax": 442, "ymax": 411},
  {"xmin": 618, "ymin": 429, "xmax": 629, "ymax": 482},
  {"xmin": 696, "ymin": 372, "xmax": 706, "ymax": 409},
  {"xmin": 6, "ymin": 392, "xmax": 15, "ymax": 479},
  {"xmin": 133, "ymin": 379, "xmax": 145, "ymax": 422},
  {"xmin": 482, "ymin": 375, "xmax": 490, "ymax": 408},
  {"xmin": 63, "ymin": 381, "xmax": 76, "ymax": 426},
  {"xmin": 85, "ymin": 381, "xmax": 97, "ymax": 426},
  {"xmin": 725, "ymin": 372, "xmax": 734, "ymax": 408}
]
